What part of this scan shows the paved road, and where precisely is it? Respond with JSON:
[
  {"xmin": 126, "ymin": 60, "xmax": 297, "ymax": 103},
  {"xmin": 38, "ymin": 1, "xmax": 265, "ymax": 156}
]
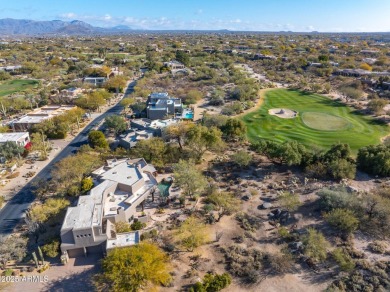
[{"xmin": 0, "ymin": 80, "xmax": 136, "ymax": 237}]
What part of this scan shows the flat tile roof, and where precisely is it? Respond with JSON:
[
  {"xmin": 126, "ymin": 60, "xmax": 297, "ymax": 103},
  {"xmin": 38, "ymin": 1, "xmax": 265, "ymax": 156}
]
[
  {"xmin": 0, "ymin": 132, "xmax": 28, "ymax": 143},
  {"xmin": 100, "ymin": 162, "xmax": 142, "ymax": 186},
  {"xmin": 106, "ymin": 231, "xmax": 140, "ymax": 250}
]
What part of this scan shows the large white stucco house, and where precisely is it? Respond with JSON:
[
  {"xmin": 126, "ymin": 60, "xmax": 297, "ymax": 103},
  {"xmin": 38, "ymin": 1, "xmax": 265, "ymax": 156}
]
[{"xmin": 60, "ymin": 158, "xmax": 157, "ymax": 258}]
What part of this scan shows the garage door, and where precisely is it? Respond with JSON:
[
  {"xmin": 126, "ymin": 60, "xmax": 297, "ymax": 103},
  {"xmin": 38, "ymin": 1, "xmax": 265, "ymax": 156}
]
[
  {"xmin": 67, "ymin": 248, "xmax": 85, "ymax": 258},
  {"xmin": 86, "ymin": 244, "xmax": 104, "ymax": 255}
]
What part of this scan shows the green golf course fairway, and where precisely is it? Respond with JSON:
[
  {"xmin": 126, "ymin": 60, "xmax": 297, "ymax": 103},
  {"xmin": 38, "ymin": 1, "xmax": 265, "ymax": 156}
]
[
  {"xmin": 242, "ymin": 89, "xmax": 389, "ymax": 152},
  {"xmin": 0, "ymin": 79, "xmax": 39, "ymax": 97}
]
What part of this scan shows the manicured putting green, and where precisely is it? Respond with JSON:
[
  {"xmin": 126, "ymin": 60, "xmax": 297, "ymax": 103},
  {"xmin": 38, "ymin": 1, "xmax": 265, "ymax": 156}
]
[
  {"xmin": 241, "ymin": 89, "xmax": 389, "ymax": 152},
  {"xmin": 0, "ymin": 79, "xmax": 39, "ymax": 97},
  {"xmin": 301, "ymin": 112, "xmax": 350, "ymax": 131}
]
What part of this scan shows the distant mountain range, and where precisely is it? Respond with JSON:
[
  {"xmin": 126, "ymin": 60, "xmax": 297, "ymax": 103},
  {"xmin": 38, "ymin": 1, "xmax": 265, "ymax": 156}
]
[{"xmin": 0, "ymin": 18, "xmax": 134, "ymax": 35}]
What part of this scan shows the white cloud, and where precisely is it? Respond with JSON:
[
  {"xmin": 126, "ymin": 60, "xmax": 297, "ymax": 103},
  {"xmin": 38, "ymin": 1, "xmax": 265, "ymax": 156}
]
[
  {"xmin": 59, "ymin": 12, "xmax": 77, "ymax": 19},
  {"xmin": 57, "ymin": 12, "xmax": 322, "ymax": 31},
  {"xmin": 306, "ymin": 25, "xmax": 315, "ymax": 31}
]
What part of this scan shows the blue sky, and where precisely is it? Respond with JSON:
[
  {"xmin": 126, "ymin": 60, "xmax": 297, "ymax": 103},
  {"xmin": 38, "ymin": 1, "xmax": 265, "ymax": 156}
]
[{"xmin": 1, "ymin": 0, "xmax": 390, "ymax": 32}]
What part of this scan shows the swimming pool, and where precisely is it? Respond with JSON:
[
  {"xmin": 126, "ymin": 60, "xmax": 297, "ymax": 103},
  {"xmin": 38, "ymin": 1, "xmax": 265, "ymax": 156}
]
[
  {"xmin": 184, "ymin": 112, "xmax": 194, "ymax": 119},
  {"xmin": 157, "ymin": 180, "xmax": 172, "ymax": 198}
]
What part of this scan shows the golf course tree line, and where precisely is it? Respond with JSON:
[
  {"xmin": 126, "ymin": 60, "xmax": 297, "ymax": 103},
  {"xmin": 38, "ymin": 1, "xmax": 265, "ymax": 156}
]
[{"xmin": 252, "ymin": 140, "xmax": 390, "ymax": 180}]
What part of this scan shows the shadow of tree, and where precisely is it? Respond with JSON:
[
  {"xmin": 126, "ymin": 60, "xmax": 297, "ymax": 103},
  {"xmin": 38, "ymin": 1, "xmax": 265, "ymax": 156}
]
[{"xmin": 43, "ymin": 258, "xmax": 101, "ymax": 292}]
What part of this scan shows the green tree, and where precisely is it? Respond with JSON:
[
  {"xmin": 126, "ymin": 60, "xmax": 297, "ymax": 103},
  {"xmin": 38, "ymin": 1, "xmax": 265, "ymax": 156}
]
[
  {"xmin": 318, "ymin": 55, "xmax": 329, "ymax": 62},
  {"xmin": 357, "ymin": 144, "xmax": 390, "ymax": 177},
  {"xmin": 104, "ymin": 115, "xmax": 127, "ymax": 135},
  {"xmin": 175, "ymin": 50, "xmax": 190, "ymax": 66},
  {"xmin": 51, "ymin": 152, "xmax": 103, "ymax": 196},
  {"xmin": 325, "ymin": 209, "xmax": 359, "ymax": 234},
  {"xmin": 120, "ymin": 97, "xmax": 136, "ymax": 114},
  {"xmin": 173, "ymin": 160, "xmax": 207, "ymax": 200},
  {"xmin": 131, "ymin": 138, "xmax": 166, "ymax": 168},
  {"xmin": 303, "ymin": 228, "xmax": 329, "ymax": 263},
  {"xmin": 221, "ymin": 118, "xmax": 247, "ymax": 141},
  {"xmin": 28, "ymin": 198, "xmax": 70, "ymax": 224},
  {"xmin": 163, "ymin": 122, "xmax": 193, "ymax": 150},
  {"xmin": 367, "ymin": 99, "xmax": 387, "ymax": 115},
  {"xmin": 206, "ymin": 192, "xmax": 240, "ymax": 222},
  {"xmin": 105, "ymin": 75, "xmax": 127, "ymax": 94},
  {"xmin": 186, "ymin": 125, "xmax": 224, "ymax": 162},
  {"xmin": 252, "ymin": 140, "xmax": 309, "ymax": 166},
  {"xmin": 328, "ymin": 158, "xmax": 356, "ymax": 180},
  {"xmin": 339, "ymin": 86, "xmax": 363, "ymax": 102},
  {"xmin": 88, "ymin": 130, "xmax": 108, "ymax": 149},
  {"xmin": 31, "ymin": 132, "xmax": 51, "ymax": 160},
  {"xmin": 96, "ymin": 243, "xmax": 171, "ymax": 292}
]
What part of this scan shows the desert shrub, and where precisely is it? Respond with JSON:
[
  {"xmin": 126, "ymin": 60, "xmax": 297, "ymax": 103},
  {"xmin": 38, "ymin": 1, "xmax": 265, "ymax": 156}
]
[
  {"xmin": 80, "ymin": 177, "xmax": 94, "ymax": 193},
  {"xmin": 140, "ymin": 229, "xmax": 158, "ymax": 241},
  {"xmin": 264, "ymin": 252, "xmax": 295, "ymax": 275},
  {"xmin": 174, "ymin": 216, "xmax": 211, "ymax": 251},
  {"xmin": 130, "ymin": 221, "xmax": 146, "ymax": 231},
  {"xmin": 42, "ymin": 240, "xmax": 60, "ymax": 258},
  {"xmin": 278, "ymin": 227, "xmax": 297, "ymax": 242},
  {"xmin": 222, "ymin": 245, "xmax": 263, "ymax": 283},
  {"xmin": 302, "ymin": 228, "xmax": 329, "ymax": 263},
  {"xmin": 327, "ymin": 261, "xmax": 390, "ymax": 291},
  {"xmin": 325, "ymin": 209, "xmax": 359, "ymax": 234},
  {"xmin": 3, "ymin": 269, "xmax": 13, "ymax": 276},
  {"xmin": 278, "ymin": 191, "xmax": 302, "ymax": 211},
  {"xmin": 189, "ymin": 273, "xmax": 232, "ymax": 292},
  {"xmin": 332, "ymin": 248, "xmax": 355, "ymax": 271},
  {"xmin": 368, "ymin": 241, "xmax": 388, "ymax": 254},
  {"xmin": 115, "ymin": 222, "xmax": 132, "ymax": 233},
  {"xmin": 236, "ymin": 212, "xmax": 262, "ymax": 232},
  {"xmin": 231, "ymin": 151, "xmax": 251, "ymax": 167},
  {"xmin": 317, "ymin": 187, "xmax": 359, "ymax": 212},
  {"xmin": 249, "ymin": 188, "xmax": 258, "ymax": 197}
]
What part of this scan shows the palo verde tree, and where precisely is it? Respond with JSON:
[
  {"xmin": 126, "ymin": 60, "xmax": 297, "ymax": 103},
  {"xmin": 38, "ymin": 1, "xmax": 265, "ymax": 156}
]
[
  {"xmin": 173, "ymin": 159, "xmax": 207, "ymax": 200},
  {"xmin": 95, "ymin": 243, "xmax": 172, "ymax": 292},
  {"xmin": 185, "ymin": 125, "xmax": 224, "ymax": 162},
  {"xmin": 88, "ymin": 130, "xmax": 108, "ymax": 149},
  {"xmin": 104, "ymin": 114, "xmax": 127, "ymax": 135}
]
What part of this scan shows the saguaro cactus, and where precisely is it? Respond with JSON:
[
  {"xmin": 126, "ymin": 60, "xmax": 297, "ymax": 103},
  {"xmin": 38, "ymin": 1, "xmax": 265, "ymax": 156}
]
[
  {"xmin": 38, "ymin": 246, "xmax": 45, "ymax": 265},
  {"xmin": 32, "ymin": 251, "xmax": 39, "ymax": 269}
]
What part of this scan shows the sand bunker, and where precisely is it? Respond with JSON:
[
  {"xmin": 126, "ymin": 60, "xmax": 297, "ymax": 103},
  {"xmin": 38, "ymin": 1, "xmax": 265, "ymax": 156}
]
[{"xmin": 268, "ymin": 108, "xmax": 298, "ymax": 119}]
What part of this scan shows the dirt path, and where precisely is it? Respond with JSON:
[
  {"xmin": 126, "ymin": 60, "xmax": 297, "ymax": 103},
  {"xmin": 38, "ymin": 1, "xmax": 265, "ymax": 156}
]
[
  {"xmin": 236, "ymin": 88, "xmax": 275, "ymax": 117},
  {"xmin": 193, "ymin": 98, "xmax": 208, "ymax": 121}
]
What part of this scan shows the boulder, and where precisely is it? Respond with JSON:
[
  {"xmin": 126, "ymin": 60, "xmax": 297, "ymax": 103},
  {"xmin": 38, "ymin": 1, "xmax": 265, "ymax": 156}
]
[{"xmin": 261, "ymin": 202, "xmax": 273, "ymax": 209}]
